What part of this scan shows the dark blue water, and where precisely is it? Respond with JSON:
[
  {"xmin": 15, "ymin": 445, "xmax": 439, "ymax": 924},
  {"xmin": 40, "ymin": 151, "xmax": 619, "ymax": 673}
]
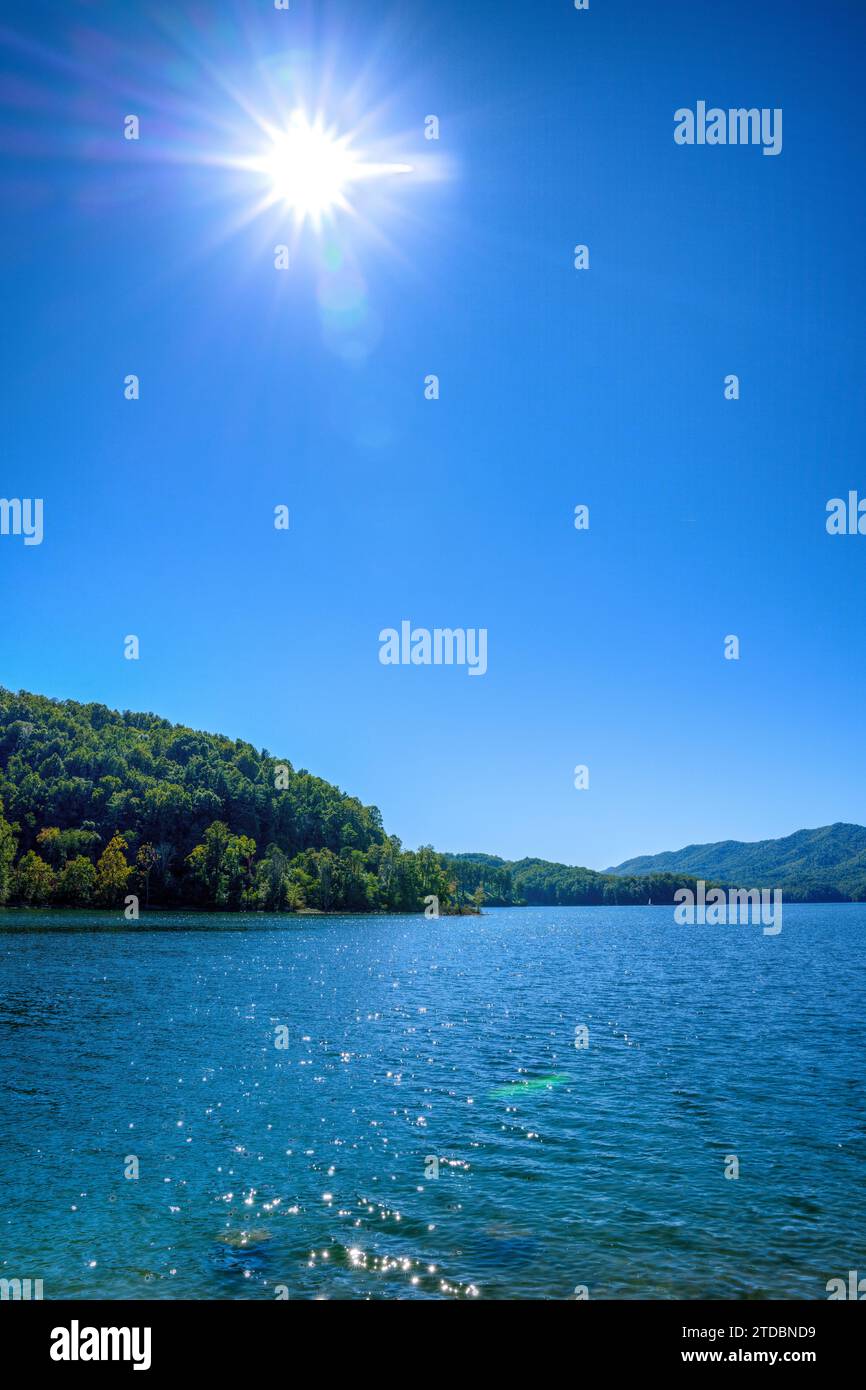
[{"xmin": 1, "ymin": 905, "xmax": 864, "ymax": 1299}]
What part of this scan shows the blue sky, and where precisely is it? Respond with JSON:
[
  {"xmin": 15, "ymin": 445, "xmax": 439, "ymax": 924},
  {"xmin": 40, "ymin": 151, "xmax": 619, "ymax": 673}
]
[{"xmin": 1, "ymin": 0, "xmax": 865, "ymax": 869}]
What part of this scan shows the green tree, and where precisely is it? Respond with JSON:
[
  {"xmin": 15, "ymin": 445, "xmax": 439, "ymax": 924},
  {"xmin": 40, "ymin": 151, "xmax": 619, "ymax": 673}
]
[
  {"xmin": 0, "ymin": 799, "xmax": 18, "ymax": 904},
  {"xmin": 223, "ymin": 834, "xmax": 256, "ymax": 908},
  {"xmin": 13, "ymin": 850, "xmax": 56, "ymax": 905},
  {"xmin": 186, "ymin": 822, "xmax": 257, "ymax": 908},
  {"xmin": 136, "ymin": 843, "xmax": 158, "ymax": 907},
  {"xmin": 254, "ymin": 845, "xmax": 291, "ymax": 910},
  {"xmin": 36, "ymin": 825, "xmax": 101, "ymax": 868},
  {"xmin": 57, "ymin": 855, "xmax": 97, "ymax": 905},
  {"xmin": 284, "ymin": 880, "xmax": 305, "ymax": 912}
]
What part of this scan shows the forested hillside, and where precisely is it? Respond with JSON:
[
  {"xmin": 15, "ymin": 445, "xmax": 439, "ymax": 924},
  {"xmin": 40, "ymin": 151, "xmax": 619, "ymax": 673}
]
[
  {"xmin": 443, "ymin": 853, "xmax": 709, "ymax": 907},
  {"xmin": 0, "ymin": 688, "xmax": 458, "ymax": 913},
  {"xmin": 607, "ymin": 823, "xmax": 866, "ymax": 901}
]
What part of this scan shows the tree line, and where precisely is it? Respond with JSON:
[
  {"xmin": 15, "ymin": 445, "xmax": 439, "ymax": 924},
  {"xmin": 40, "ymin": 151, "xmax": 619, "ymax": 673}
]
[{"xmin": 443, "ymin": 853, "xmax": 719, "ymax": 906}]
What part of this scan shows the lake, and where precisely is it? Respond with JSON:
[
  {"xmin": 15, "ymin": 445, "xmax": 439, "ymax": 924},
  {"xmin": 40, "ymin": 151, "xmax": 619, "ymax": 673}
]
[{"xmin": 0, "ymin": 904, "xmax": 863, "ymax": 1299}]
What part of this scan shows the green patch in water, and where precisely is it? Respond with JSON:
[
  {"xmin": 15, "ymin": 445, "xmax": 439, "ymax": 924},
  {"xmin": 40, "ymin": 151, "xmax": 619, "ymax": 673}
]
[{"xmin": 489, "ymin": 1073, "xmax": 570, "ymax": 1099}]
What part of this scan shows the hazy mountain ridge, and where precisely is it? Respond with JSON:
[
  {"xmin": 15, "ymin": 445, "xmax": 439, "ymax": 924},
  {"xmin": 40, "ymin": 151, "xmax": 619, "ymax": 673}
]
[{"xmin": 606, "ymin": 823, "xmax": 866, "ymax": 900}]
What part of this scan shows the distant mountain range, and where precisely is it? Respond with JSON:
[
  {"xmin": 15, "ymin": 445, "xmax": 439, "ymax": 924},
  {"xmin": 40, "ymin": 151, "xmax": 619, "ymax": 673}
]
[
  {"xmin": 606, "ymin": 823, "xmax": 866, "ymax": 901},
  {"xmin": 446, "ymin": 824, "xmax": 866, "ymax": 905}
]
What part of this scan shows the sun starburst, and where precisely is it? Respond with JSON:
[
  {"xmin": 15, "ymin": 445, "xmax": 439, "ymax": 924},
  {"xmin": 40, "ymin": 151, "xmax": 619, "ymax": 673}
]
[{"xmin": 240, "ymin": 110, "xmax": 413, "ymax": 229}]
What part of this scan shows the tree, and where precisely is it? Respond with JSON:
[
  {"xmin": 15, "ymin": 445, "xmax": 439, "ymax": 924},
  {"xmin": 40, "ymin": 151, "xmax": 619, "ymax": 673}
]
[
  {"xmin": 13, "ymin": 850, "xmax": 56, "ymax": 905},
  {"xmin": 36, "ymin": 825, "xmax": 101, "ymax": 868},
  {"xmin": 284, "ymin": 880, "xmax": 305, "ymax": 912},
  {"xmin": 95, "ymin": 834, "xmax": 132, "ymax": 906},
  {"xmin": 57, "ymin": 855, "xmax": 97, "ymax": 905},
  {"xmin": 186, "ymin": 822, "xmax": 257, "ymax": 909},
  {"xmin": 136, "ymin": 843, "xmax": 157, "ymax": 907},
  {"xmin": 413, "ymin": 845, "xmax": 453, "ymax": 912},
  {"xmin": 254, "ymin": 845, "xmax": 291, "ymax": 911},
  {"xmin": 186, "ymin": 821, "xmax": 230, "ymax": 906},
  {"xmin": 224, "ymin": 834, "xmax": 256, "ymax": 908},
  {"xmin": 0, "ymin": 799, "xmax": 18, "ymax": 904},
  {"xmin": 35, "ymin": 826, "xmax": 63, "ymax": 867}
]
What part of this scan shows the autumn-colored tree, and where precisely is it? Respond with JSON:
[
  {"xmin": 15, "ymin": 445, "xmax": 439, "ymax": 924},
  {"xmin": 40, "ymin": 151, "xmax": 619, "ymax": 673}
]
[{"xmin": 95, "ymin": 833, "xmax": 132, "ymax": 906}]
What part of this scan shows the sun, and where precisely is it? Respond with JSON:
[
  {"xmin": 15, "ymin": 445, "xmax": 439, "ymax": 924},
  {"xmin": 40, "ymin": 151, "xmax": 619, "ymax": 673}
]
[
  {"xmin": 261, "ymin": 113, "xmax": 358, "ymax": 222},
  {"xmin": 247, "ymin": 111, "xmax": 412, "ymax": 229}
]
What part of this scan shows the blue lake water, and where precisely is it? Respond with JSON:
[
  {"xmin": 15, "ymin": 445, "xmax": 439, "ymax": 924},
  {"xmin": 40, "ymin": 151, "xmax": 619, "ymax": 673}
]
[{"xmin": 0, "ymin": 904, "xmax": 864, "ymax": 1300}]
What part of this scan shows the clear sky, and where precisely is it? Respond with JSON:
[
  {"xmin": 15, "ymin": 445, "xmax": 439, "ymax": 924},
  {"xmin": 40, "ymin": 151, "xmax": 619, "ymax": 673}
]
[{"xmin": 2, "ymin": 0, "xmax": 865, "ymax": 870}]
